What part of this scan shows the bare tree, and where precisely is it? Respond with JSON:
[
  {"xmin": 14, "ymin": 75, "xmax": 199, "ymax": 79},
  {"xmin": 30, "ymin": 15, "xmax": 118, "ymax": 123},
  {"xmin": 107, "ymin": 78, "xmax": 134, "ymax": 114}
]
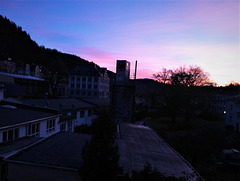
[
  {"xmin": 154, "ymin": 65, "xmax": 212, "ymax": 122},
  {"xmin": 170, "ymin": 65, "xmax": 211, "ymax": 87},
  {"xmin": 153, "ymin": 68, "xmax": 172, "ymax": 84}
]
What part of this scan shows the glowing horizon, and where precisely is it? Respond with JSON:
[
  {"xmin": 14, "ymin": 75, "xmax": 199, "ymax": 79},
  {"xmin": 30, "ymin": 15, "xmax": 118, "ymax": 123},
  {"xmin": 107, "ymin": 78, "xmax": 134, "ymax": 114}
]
[{"xmin": 0, "ymin": 0, "xmax": 239, "ymax": 86}]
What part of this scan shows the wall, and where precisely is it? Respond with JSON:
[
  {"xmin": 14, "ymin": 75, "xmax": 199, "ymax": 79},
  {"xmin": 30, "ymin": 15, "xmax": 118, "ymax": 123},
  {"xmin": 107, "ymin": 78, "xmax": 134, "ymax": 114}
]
[{"xmin": 8, "ymin": 162, "xmax": 82, "ymax": 181}]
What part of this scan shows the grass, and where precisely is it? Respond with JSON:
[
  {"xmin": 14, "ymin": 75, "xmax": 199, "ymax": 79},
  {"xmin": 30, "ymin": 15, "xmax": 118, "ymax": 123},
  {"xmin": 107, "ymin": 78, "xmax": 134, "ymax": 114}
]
[{"xmin": 147, "ymin": 116, "xmax": 240, "ymax": 181}]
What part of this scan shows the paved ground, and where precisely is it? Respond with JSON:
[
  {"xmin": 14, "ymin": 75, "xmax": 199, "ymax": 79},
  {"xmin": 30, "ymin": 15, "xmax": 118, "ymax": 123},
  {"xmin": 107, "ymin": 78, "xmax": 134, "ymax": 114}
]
[{"xmin": 117, "ymin": 123, "xmax": 203, "ymax": 180}]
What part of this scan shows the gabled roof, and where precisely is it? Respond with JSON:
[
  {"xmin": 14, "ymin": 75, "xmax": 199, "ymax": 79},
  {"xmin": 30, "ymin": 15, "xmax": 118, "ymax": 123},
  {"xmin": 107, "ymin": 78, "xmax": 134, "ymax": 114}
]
[{"xmin": 6, "ymin": 132, "xmax": 91, "ymax": 170}]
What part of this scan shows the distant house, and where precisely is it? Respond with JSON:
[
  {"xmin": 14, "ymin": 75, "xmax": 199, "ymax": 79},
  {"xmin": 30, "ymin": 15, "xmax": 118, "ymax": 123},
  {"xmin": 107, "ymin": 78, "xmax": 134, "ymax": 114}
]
[
  {"xmin": 0, "ymin": 71, "xmax": 49, "ymax": 98},
  {"xmin": 68, "ymin": 64, "xmax": 110, "ymax": 98},
  {"xmin": 5, "ymin": 132, "xmax": 90, "ymax": 181},
  {"xmin": 225, "ymin": 98, "xmax": 240, "ymax": 132},
  {"xmin": 23, "ymin": 98, "xmax": 98, "ymax": 128},
  {"xmin": 0, "ymin": 101, "xmax": 61, "ymax": 143}
]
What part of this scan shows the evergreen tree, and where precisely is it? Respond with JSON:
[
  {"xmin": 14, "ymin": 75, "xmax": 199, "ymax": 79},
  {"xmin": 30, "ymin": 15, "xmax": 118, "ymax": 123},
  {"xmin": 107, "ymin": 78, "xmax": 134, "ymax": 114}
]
[{"xmin": 79, "ymin": 108, "xmax": 121, "ymax": 181}]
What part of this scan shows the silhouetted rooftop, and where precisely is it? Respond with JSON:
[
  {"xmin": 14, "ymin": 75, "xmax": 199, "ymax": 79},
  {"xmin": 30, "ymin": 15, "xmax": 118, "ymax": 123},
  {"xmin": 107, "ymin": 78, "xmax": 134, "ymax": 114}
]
[
  {"xmin": 0, "ymin": 104, "xmax": 59, "ymax": 128},
  {"xmin": 23, "ymin": 98, "xmax": 96, "ymax": 111},
  {"xmin": 6, "ymin": 132, "xmax": 91, "ymax": 170}
]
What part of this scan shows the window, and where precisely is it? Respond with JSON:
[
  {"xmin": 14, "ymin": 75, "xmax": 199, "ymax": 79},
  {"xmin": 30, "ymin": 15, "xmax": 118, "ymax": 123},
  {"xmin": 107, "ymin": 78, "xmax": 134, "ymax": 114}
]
[
  {"xmin": 46, "ymin": 119, "xmax": 55, "ymax": 133},
  {"xmin": 88, "ymin": 84, "xmax": 92, "ymax": 89},
  {"xmin": 82, "ymin": 77, "xmax": 86, "ymax": 82},
  {"xmin": 76, "ymin": 83, "xmax": 80, "ymax": 88},
  {"xmin": 71, "ymin": 83, "xmax": 74, "ymax": 88},
  {"xmin": 2, "ymin": 128, "xmax": 19, "ymax": 142},
  {"xmin": 88, "ymin": 77, "xmax": 92, "ymax": 82},
  {"xmin": 71, "ymin": 76, "xmax": 75, "ymax": 81},
  {"xmin": 67, "ymin": 121, "xmax": 72, "ymax": 132},
  {"xmin": 94, "ymin": 77, "xmax": 98, "ymax": 83},
  {"xmin": 60, "ymin": 123, "xmax": 66, "ymax": 131},
  {"xmin": 82, "ymin": 84, "xmax": 86, "ymax": 89},
  {"xmin": 27, "ymin": 123, "xmax": 40, "ymax": 137},
  {"xmin": 80, "ymin": 110, "xmax": 85, "ymax": 118},
  {"xmin": 88, "ymin": 109, "xmax": 92, "ymax": 116},
  {"xmin": 94, "ymin": 85, "xmax": 98, "ymax": 90}
]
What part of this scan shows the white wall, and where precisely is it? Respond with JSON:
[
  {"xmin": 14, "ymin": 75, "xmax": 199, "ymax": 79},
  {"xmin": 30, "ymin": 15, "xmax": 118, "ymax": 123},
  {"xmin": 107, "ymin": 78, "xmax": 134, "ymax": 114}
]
[{"xmin": 0, "ymin": 117, "xmax": 61, "ymax": 143}]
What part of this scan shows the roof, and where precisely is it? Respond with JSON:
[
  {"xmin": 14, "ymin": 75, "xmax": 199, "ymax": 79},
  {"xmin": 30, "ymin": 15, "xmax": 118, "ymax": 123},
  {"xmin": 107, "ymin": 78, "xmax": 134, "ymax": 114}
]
[
  {"xmin": 23, "ymin": 98, "xmax": 96, "ymax": 111},
  {"xmin": 0, "ymin": 71, "xmax": 45, "ymax": 81},
  {"xmin": 76, "ymin": 97, "xmax": 110, "ymax": 107},
  {"xmin": 0, "ymin": 136, "xmax": 43, "ymax": 157},
  {"xmin": 6, "ymin": 132, "xmax": 91, "ymax": 170},
  {"xmin": 0, "ymin": 103, "xmax": 60, "ymax": 129},
  {"xmin": 117, "ymin": 123, "xmax": 202, "ymax": 180},
  {"xmin": 0, "ymin": 82, "xmax": 26, "ymax": 97},
  {"xmin": 69, "ymin": 65, "xmax": 101, "ymax": 76}
]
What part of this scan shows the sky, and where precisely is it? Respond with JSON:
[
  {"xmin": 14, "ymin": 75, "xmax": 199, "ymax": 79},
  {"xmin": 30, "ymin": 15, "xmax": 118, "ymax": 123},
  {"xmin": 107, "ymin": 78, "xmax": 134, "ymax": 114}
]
[{"xmin": 0, "ymin": 0, "xmax": 239, "ymax": 86}]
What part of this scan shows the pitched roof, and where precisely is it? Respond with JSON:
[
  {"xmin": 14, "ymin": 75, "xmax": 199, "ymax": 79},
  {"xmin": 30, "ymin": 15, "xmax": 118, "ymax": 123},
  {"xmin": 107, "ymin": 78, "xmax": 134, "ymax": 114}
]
[
  {"xmin": 0, "ymin": 71, "xmax": 45, "ymax": 81},
  {"xmin": 6, "ymin": 132, "xmax": 91, "ymax": 170},
  {"xmin": 23, "ymin": 98, "xmax": 96, "ymax": 111},
  {"xmin": 117, "ymin": 123, "xmax": 202, "ymax": 180},
  {"xmin": 0, "ymin": 103, "xmax": 59, "ymax": 129}
]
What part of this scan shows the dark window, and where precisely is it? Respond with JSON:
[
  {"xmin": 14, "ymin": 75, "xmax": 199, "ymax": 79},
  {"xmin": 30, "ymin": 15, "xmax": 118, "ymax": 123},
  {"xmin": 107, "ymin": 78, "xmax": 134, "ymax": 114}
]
[
  {"xmin": 82, "ymin": 77, "xmax": 86, "ymax": 81},
  {"xmin": 8, "ymin": 130, "xmax": 13, "ymax": 140},
  {"xmin": 2, "ymin": 131, "xmax": 7, "ymax": 142},
  {"xmin": 82, "ymin": 84, "xmax": 86, "ymax": 89},
  {"xmin": 80, "ymin": 111, "xmax": 85, "ymax": 118}
]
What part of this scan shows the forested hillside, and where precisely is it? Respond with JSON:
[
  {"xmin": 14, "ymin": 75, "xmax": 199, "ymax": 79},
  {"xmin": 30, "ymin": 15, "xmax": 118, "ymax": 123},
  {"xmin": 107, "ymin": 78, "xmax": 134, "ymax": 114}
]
[{"xmin": 0, "ymin": 15, "xmax": 91, "ymax": 75}]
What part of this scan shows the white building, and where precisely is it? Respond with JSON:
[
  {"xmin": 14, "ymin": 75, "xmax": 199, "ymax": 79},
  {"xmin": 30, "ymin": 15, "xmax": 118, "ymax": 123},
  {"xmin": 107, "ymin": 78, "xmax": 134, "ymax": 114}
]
[
  {"xmin": 0, "ymin": 102, "xmax": 61, "ymax": 143},
  {"xmin": 225, "ymin": 98, "xmax": 240, "ymax": 132},
  {"xmin": 69, "ymin": 64, "xmax": 110, "ymax": 99},
  {"xmin": 23, "ymin": 98, "xmax": 97, "ymax": 127}
]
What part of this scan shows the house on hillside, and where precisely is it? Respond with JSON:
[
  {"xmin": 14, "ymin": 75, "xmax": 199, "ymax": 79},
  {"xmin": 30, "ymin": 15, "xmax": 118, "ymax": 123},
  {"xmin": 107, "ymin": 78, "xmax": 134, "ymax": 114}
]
[
  {"xmin": 68, "ymin": 64, "xmax": 110, "ymax": 99},
  {"xmin": 0, "ymin": 71, "xmax": 49, "ymax": 98},
  {"xmin": 225, "ymin": 97, "xmax": 240, "ymax": 132}
]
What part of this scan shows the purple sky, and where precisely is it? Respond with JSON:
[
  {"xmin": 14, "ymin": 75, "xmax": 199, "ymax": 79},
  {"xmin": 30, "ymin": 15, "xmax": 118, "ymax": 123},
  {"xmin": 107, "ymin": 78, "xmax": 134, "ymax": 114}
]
[{"xmin": 0, "ymin": 0, "xmax": 239, "ymax": 85}]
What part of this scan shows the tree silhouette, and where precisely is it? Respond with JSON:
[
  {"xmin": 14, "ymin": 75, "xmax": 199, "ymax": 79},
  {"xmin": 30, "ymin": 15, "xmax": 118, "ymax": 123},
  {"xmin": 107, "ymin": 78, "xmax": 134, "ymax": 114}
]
[
  {"xmin": 154, "ymin": 65, "xmax": 212, "ymax": 122},
  {"xmin": 79, "ymin": 108, "xmax": 121, "ymax": 181}
]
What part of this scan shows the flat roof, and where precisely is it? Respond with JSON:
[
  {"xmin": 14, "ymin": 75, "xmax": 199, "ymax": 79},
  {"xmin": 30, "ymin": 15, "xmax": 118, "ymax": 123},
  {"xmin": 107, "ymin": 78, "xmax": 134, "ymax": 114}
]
[
  {"xmin": 117, "ymin": 123, "xmax": 202, "ymax": 180},
  {"xmin": 0, "ymin": 104, "xmax": 59, "ymax": 129},
  {"xmin": 6, "ymin": 132, "xmax": 91, "ymax": 170}
]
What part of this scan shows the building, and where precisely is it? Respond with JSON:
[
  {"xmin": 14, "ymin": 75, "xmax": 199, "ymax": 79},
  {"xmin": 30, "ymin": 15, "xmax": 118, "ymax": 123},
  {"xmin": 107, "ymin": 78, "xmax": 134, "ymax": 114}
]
[
  {"xmin": 225, "ymin": 97, "xmax": 240, "ymax": 132},
  {"xmin": 5, "ymin": 132, "xmax": 91, "ymax": 181},
  {"xmin": 0, "ymin": 101, "xmax": 61, "ymax": 143},
  {"xmin": 0, "ymin": 71, "xmax": 49, "ymax": 98},
  {"xmin": 117, "ymin": 123, "xmax": 203, "ymax": 180},
  {"xmin": 23, "ymin": 98, "xmax": 98, "ymax": 128},
  {"xmin": 68, "ymin": 64, "xmax": 110, "ymax": 98},
  {"xmin": 112, "ymin": 60, "xmax": 135, "ymax": 123}
]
